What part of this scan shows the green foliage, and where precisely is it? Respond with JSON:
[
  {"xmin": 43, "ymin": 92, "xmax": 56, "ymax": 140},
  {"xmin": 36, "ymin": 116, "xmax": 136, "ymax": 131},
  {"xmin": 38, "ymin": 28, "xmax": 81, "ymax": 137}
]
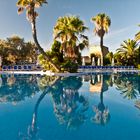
[
  {"xmin": 91, "ymin": 13, "xmax": 111, "ymax": 66},
  {"xmin": 137, "ymin": 64, "xmax": 140, "ymax": 69},
  {"xmin": 17, "ymin": 0, "xmax": 48, "ymax": 21},
  {"xmin": 116, "ymin": 39, "xmax": 139, "ymax": 66},
  {"xmin": 53, "ymin": 15, "xmax": 88, "ymax": 62},
  {"xmin": 61, "ymin": 60, "xmax": 78, "ymax": 73},
  {"xmin": 38, "ymin": 51, "xmax": 56, "ymax": 72},
  {"xmin": 104, "ymin": 57, "xmax": 110, "ymax": 66},
  {"xmin": 0, "ymin": 36, "xmax": 37, "ymax": 65},
  {"xmin": 91, "ymin": 13, "xmax": 111, "ymax": 36},
  {"xmin": 51, "ymin": 40, "xmax": 63, "ymax": 63},
  {"xmin": 135, "ymin": 25, "xmax": 140, "ymax": 42}
]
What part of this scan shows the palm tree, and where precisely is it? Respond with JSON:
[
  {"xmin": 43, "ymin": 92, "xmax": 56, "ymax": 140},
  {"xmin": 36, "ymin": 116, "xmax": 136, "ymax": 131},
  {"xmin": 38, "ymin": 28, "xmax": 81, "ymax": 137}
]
[
  {"xmin": 106, "ymin": 52, "xmax": 114, "ymax": 65},
  {"xmin": 16, "ymin": 0, "xmax": 60, "ymax": 72},
  {"xmin": 91, "ymin": 13, "xmax": 111, "ymax": 66},
  {"xmin": 53, "ymin": 16, "xmax": 88, "ymax": 61},
  {"xmin": 135, "ymin": 25, "xmax": 140, "ymax": 42},
  {"xmin": 116, "ymin": 39, "xmax": 138, "ymax": 66}
]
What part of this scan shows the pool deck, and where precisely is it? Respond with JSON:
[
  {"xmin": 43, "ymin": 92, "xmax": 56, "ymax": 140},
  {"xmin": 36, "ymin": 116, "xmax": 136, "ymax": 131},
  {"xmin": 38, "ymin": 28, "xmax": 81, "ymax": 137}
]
[{"xmin": 0, "ymin": 69, "xmax": 140, "ymax": 76}]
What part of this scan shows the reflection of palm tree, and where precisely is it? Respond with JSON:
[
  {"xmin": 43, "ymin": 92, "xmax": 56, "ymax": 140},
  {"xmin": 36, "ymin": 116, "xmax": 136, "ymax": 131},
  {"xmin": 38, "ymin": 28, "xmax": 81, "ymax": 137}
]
[
  {"xmin": 26, "ymin": 87, "xmax": 52, "ymax": 139},
  {"xmin": 119, "ymin": 81, "xmax": 138, "ymax": 100},
  {"xmin": 19, "ymin": 76, "xmax": 60, "ymax": 140},
  {"xmin": 92, "ymin": 75, "xmax": 110, "ymax": 125},
  {"xmin": 135, "ymin": 100, "xmax": 140, "ymax": 110},
  {"xmin": 51, "ymin": 77, "xmax": 89, "ymax": 129},
  {"xmin": 114, "ymin": 75, "xmax": 139, "ymax": 100},
  {"xmin": 93, "ymin": 91, "xmax": 110, "ymax": 125}
]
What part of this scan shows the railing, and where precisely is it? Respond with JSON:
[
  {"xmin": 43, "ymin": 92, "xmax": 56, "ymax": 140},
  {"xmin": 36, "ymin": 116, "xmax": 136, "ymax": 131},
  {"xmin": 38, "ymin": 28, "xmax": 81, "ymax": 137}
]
[
  {"xmin": 78, "ymin": 65, "xmax": 134, "ymax": 70},
  {"xmin": 1, "ymin": 65, "xmax": 42, "ymax": 71}
]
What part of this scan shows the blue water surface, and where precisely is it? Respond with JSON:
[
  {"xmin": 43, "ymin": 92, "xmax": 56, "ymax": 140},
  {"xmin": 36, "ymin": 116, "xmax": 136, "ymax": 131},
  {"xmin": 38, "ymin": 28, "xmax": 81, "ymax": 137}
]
[{"xmin": 0, "ymin": 73, "xmax": 140, "ymax": 140}]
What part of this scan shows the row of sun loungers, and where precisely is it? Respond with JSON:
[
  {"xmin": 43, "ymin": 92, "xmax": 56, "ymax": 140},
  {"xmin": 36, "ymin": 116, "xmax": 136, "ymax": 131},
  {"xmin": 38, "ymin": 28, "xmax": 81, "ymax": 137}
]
[
  {"xmin": 78, "ymin": 66, "xmax": 134, "ymax": 69},
  {"xmin": 2, "ymin": 65, "xmax": 42, "ymax": 71}
]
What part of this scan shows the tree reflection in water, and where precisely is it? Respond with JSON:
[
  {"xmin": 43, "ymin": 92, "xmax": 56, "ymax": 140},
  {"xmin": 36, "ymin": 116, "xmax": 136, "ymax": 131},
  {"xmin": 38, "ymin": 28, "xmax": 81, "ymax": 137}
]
[
  {"xmin": 51, "ymin": 77, "xmax": 89, "ymax": 129},
  {"xmin": 19, "ymin": 75, "xmax": 60, "ymax": 140},
  {"xmin": 0, "ymin": 73, "xmax": 139, "ymax": 139},
  {"xmin": 113, "ymin": 73, "xmax": 140, "ymax": 111},
  {"xmin": 90, "ymin": 74, "xmax": 111, "ymax": 125},
  {"xmin": 0, "ymin": 74, "xmax": 40, "ymax": 104},
  {"xmin": 114, "ymin": 73, "xmax": 140, "ymax": 100},
  {"xmin": 19, "ymin": 76, "xmax": 88, "ymax": 139}
]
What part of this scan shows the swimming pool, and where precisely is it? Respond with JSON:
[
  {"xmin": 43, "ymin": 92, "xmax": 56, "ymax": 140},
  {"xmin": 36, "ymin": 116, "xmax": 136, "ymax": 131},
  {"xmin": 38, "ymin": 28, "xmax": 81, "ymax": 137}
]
[{"xmin": 0, "ymin": 73, "xmax": 140, "ymax": 140}]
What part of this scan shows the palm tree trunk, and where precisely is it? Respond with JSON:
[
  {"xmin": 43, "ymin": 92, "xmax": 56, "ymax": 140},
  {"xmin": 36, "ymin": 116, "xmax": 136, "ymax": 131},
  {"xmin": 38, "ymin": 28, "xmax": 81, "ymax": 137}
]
[
  {"xmin": 31, "ymin": 10, "xmax": 60, "ymax": 72},
  {"xmin": 100, "ymin": 36, "xmax": 104, "ymax": 66}
]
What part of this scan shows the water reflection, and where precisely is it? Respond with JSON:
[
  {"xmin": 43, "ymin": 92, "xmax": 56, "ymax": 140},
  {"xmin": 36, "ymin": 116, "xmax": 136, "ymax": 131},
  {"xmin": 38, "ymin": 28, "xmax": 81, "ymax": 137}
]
[
  {"xmin": 51, "ymin": 77, "xmax": 89, "ymax": 129},
  {"xmin": 0, "ymin": 73, "xmax": 140, "ymax": 139},
  {"xmin": 19, "ymin": 76, "xmax": 60, "ymax": 140},
  {"xmin": 113, "ymin": 74, "xmax": 140, "ymax": 99},
  {"xmin": 0, "ymin": 74, "xmax": 39, "ymax": 104},
  {"xmin": 113, "ymin": 73, "xmax": 140, "ymax": 111},
  {"xmin": 90, "ymin": 74, "xmax": 110, "ymax": 125}
]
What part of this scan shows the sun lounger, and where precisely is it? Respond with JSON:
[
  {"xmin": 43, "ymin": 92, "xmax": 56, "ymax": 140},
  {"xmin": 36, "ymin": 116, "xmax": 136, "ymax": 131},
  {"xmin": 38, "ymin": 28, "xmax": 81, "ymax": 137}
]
[{"xmin": 2, "ymin": 66, "xmax": 7, "ymax": 71}]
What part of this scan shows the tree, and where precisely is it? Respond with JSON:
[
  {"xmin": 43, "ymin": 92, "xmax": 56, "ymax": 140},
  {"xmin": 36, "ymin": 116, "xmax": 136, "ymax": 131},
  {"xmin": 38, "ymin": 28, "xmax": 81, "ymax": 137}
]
[
  {"xmin": 91, "ymin": 13, "xmax": 111, "ymax": 66},
  {"xmin": 16, "ymin": 0, "xmax": 60, "ymax": 72},
  {"xmin": 106, "ymin": 52, "xmax": 114, "ymax": 65},
  {"xmin": 53, "ymin": 16, "xmax": 88, "ymax": 62},
  {"xmin": 0, "ymin": 36, "xmax": 38, "ymax": 65},
  {"xmin": 116, "ymin": 39, "xmax": 139, "ymax": 66}
]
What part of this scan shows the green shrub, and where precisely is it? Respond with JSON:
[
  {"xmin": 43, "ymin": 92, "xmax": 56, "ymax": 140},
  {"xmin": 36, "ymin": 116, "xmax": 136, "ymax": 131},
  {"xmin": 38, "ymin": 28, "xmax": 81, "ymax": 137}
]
[
  {"xmin": 137, "ymin": 64, "xmax": 140, "ymax": 69},
  {"xmin": 61, "ymin": 60, "xmax": 78, "ymax": 73}
]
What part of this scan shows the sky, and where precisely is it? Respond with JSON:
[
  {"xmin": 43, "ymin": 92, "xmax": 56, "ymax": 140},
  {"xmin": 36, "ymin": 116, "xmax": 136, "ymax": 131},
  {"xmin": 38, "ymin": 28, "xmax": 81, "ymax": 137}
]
[{"xmin": 0, "ymin": 0, "xmax": 140, "ymax": 55}]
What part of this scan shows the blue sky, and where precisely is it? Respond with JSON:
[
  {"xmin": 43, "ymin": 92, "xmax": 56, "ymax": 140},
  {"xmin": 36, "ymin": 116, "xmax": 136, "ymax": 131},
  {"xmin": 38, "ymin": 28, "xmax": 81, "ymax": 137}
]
[{"xmin": 0, "ymin": 0, "xmax": 140, "ymax": 54}]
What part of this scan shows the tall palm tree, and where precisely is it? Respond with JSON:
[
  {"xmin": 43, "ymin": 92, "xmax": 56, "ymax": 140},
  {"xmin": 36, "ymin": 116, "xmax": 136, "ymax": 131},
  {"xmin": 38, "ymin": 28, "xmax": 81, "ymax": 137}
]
[
  {"xmin": 16, "ymin": 0, "xmax": 60, "ymax": 72},
  {"xmin": 135, "ymin": 25, "xmax": 140, "ymax": 42},
  {"xmin": 91, "ymin": 13, "xmax": 111, "ymax": 66},
  {"xmin": 53, "ymin": 16, "xmax": 88, "ymax": 61},
  {"xmin": 117, "ymin": 39, "xmax": 138, "ymax": 66}
]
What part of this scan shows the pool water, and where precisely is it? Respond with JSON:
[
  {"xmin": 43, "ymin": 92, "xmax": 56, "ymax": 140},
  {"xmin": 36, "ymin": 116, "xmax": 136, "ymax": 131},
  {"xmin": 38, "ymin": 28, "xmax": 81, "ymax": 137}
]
[{"xmin": 0, "ymin": 73, "xmax": 140, "ymax": 140}]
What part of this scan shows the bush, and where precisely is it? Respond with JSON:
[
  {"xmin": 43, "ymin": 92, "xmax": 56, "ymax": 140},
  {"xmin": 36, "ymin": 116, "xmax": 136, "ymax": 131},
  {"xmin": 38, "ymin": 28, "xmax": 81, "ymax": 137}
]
[
  {"xmin": 61, "ymin": 60, "xmax": 78, "ymax": 73},
  {"xmin": 137, "ymin": 64, "xmax": 140, "ymax": 69}
]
